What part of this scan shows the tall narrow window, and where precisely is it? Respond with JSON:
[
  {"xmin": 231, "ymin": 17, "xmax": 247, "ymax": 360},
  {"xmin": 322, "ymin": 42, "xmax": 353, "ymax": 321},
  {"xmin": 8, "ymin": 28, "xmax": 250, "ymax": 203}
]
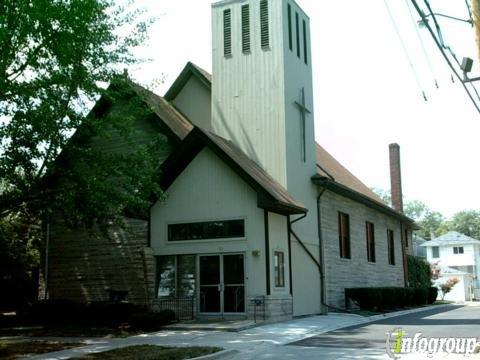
[
  {"xmin": 287, "ymin": 4, "xmax": 292, "ymax": 51},
  {"xmin": 387, "ymin": 230, "xmax": 395, "ymax": 265},
  {"xmin": 274, "ymin": 251, "xmax": 285, "ymax": 287},
  {"xmin": 338, "ymin": 212, "xmax": 351, "ymax": 259},
  {"xmin": 260, "ymin": 0, "xmax": 269, "ymax": 49},
  {"xmin": 241, "ymin": 5, "xmax": 250, "ymax": 53},
  {"xmin": 432, "ymin": 246, "xmax": 440, "ymax": 258},
  {"xmin": 295, "ymin": 12, "xmax": 300, "ymax": 58},
  {"xmin": 224, "ymin": 9, "xmax": 232, "ymax": 57},
  {"xmin": 302, "ymin": 19, "xmax": 308, "ymax": 64},
  {"xmin": 404, "ymin": 228, "xmax": 409, "ymax": 248},
  {"xmin": 366, "ymin": 222, "xmax": 376, "ymax": 263}
]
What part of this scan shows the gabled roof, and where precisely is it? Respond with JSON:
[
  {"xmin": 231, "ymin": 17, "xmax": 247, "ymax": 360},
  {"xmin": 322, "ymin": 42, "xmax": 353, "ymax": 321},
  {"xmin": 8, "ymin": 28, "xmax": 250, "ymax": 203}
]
[
  {"xmin": 129, "ymin": 81, "xmax": 193, "ymax": 140},
  {"xmin": 315, "ymin": 143, "xmax": 384, "ymax": 204},
  {"xmin": 159, "ymin": 127, "xmax": 307, "ymax": 215},
  {"xmin": 421, "ymin": 231, "xmax": 480, "ymax": 247},
  {"xmin": 164, "ymin": 62, "xmax": 212, "ymax": 101},
  {"xmin": 312, "ymin": 144, "xmax": 417, "ymax": 226}
]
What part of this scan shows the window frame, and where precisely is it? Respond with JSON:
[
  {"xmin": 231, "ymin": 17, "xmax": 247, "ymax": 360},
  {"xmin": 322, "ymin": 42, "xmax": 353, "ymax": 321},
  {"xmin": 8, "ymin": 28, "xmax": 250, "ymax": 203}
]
[
  {"xmin": 453, "ymin": 246, "xmax": 464, "ymax": 254},
  {"xmin": 387, "ymin": 229, "xmax": 395, "ymax": 265},
  {"xmin": 295, "ymin": 12, "xmax": 300, "ymax": 58},
  {"xmin": 366, "ymin": 221, "xmax": 376, "ymax": 263},
  {"xmin": 431, "ymin": 246, "xmax": 440, "ymax": 258},
  {"xmin": 274, "ymin": 251, "xmax": 285, "ymax": 288},
  {"xmin": 302, "ymin": 19, "xmax": 308, "ymax": 64},
  {"xmin": 338, "ymin": 212, "xmax": 351, "ymax": 259},
  {"xmin": 168, "ymin": 219, "xmax": 245, "ymax": 242},
  {"xmin": 287, "ymin": 4, "xmax": 293, "ymax": 51}
]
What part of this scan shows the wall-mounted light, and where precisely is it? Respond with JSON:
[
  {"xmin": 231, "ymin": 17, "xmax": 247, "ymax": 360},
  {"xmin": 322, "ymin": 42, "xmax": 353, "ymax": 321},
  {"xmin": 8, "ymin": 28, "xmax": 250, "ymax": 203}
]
[{"xmin": 252, "ymin": 250, "xmax": 260, "ymax": 257}]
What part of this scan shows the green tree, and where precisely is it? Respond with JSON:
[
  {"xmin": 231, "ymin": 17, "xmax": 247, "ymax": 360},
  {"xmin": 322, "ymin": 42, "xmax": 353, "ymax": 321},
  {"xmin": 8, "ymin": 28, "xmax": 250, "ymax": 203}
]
[
  {"xmin": 0, "ymin": 0, "xmax": 162, "ymax": 227},
  {"xmin": 444, "ymin": 210, "xmax": 480, "ymax": 239}
]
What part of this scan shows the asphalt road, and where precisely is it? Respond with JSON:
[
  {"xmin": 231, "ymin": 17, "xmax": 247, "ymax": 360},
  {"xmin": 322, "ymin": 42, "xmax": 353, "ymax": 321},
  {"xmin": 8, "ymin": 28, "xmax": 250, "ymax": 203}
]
[{"xmin": 282, "ymin": 305, "xmax": 480, "ymax": 359}]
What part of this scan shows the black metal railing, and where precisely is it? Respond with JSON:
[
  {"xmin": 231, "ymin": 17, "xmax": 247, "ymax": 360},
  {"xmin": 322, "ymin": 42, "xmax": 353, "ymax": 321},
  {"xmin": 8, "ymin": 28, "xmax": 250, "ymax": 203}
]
[{"xmin": 157, "ymin": 297, "xmax": 195, "ymax": 320}]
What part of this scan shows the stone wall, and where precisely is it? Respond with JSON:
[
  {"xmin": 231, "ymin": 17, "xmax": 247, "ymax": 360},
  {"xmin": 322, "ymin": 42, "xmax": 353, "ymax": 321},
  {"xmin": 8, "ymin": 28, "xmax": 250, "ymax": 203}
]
[
  {"xmin": 321, "ymin": 191, "xmax": 406, "ymax": 308},
  {"xmin": 247, "ymin": 295, "xmax": 293, "ymax": 322},
  {"xmin": 48, "ymin": 218, "xmax": 153, "ymax": 305}
]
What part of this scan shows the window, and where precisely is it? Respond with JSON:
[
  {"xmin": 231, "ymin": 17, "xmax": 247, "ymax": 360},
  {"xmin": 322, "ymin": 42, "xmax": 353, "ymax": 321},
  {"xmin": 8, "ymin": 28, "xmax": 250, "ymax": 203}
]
[
  {"xmin": 432, "ymin": 246, "xmax": 440, "ymax": 258},
  {"xmin": 453, "ymin": 247, "xmax": 464, "ymax": 254},
  {"xmin": 223, "ymin": 9, "xmax": 232, "ymax": 57},
  {"xmin": 274, "ymin": 251, "xmax": 285, "ymax": 287},
  {"xmin": 387, "ymin": 229, "xmax": 395, "ymax": 265},
  {"xmin": 366, "ymin": 222, "xmax": 376, "ymax": 263},
  {"xmin": 404, "ymin": 229, "xmax": 409, "ymax": 248},
  {"xmin": 241, "ymin": 5, "xmax": 250, "ymax": 53},
  {"xmin": 260, "ymin": 0, "xmax": 269, "ymax": 49},
  {"xmin": 302, "ymin": 19, "xmax": 308, "ymax": 64},
  {"xmin": 295, "ymin": 12, "xmax": 300, "ymax": 57},
  {"xmin": 287, "ymin": 4, "xmax": 292, "ymax": 51},
  {"xmin": 338, "ymin": 212, "xmax": 351, "ymax": 259},
  {"xmin": 156, "ymin": 255, "xmax": 196, "ymax": 298},
  {"xmin": 168, "ymin": 220, "xmax": 245, "ymax": 241}
]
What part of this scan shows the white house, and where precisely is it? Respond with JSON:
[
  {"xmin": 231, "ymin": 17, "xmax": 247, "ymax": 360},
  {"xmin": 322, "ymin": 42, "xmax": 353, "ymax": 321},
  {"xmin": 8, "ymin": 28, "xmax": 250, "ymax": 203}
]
[
  {"xmin": 422, "ymin": 231, "xmax": 480, "ymax": 301},
  {"xmin": 47, "ymin": 0, "xmax": 416, "ymax": 321}
]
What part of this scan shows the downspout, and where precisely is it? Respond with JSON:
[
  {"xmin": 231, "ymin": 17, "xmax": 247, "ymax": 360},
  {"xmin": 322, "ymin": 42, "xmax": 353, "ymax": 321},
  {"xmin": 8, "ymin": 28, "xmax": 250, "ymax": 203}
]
[
  {"xmin": 316, "ymin": 188, "xmax": 327, "ymax": 314},
  {"xmin": 44, "ymin": 212, "xmax": 50, "ymax": 300}
]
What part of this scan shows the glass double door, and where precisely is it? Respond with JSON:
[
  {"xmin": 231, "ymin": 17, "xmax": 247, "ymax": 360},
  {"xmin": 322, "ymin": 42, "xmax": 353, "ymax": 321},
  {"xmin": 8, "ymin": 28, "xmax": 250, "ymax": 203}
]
[{"xmin": 199, "ymin": 254, "xmax": 245, "ymax": 315}]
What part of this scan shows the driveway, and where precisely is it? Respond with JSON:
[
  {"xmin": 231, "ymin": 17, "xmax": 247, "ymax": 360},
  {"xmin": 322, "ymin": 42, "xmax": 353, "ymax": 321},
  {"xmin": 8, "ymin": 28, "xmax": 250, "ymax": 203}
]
[{"xmin": 30, "ymin": 305, "xmax": 477, "ymax": 360}]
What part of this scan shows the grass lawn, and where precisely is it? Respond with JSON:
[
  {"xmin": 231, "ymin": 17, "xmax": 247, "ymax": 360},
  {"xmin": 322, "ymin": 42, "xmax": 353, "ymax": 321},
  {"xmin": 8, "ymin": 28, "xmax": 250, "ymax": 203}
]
[
  {"xmin": 71, "ymin": 345, "xmax": 223, "ymax": 360},
  {"xmin": 0, "ymin": 340, "xmax": 82, "ymax": 360},
  {"xmin": 0, "ymin": 324, "xmax": 140, "ymax": 338}
]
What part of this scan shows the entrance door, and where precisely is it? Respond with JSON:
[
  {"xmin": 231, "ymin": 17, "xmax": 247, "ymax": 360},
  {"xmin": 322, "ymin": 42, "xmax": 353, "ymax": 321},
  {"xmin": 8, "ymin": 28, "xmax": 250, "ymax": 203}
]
[{"xmin": 199, "ymin": 254, "xmax": 245, "ymax": 315}]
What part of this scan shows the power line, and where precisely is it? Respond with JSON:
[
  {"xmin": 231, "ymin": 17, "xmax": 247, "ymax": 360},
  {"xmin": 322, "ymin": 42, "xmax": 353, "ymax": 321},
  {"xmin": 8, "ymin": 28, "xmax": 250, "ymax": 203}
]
[
  {"xmin": 409, "ymin": 0, "xmax": 480, "ymax": 114},
  {"xmin": 383, "ymin": 0, "xmax": 428, "ymax": 101},
  {"xmin": 405, "ymin": 0, "xmax": 439, "ymax": 88}
]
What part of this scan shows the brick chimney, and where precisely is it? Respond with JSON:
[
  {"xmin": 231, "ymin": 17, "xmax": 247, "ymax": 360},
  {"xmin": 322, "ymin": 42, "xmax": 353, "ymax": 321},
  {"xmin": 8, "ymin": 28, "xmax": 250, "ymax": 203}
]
[{"xmin": 389, "ymin": 143, "xmax": 403, "ymax": 213}]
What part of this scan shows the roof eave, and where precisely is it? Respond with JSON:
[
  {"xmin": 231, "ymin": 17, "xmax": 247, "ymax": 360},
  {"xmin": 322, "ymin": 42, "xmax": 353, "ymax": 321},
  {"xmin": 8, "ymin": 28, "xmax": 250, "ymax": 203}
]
[
  {"xmin": 164, "ymin": 62, "xmax": 212, "ymax": 101},
  {"xmin": 312, "ymin": 175, "xmax": 418, "ymax": 227}
]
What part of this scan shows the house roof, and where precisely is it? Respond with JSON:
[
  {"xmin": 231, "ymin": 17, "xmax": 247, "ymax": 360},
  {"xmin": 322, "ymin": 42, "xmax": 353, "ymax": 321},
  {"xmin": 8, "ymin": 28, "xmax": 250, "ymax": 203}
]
[
  {"xmin": 421, "ymin": 231, "xmax": 480, "ymax": 247},
  {"xmin": 159, "ymin": 62, "xmax": 416, "ymax": 225},
  {"xmin": 164, "ymin": 62, "xmax": 212, "ymax": 101},
  {"xmin": 159, "ymin": 127, "xmax": 307, "ymax": 215},
  {"xmin": 315, "ymin": 143, "xmax": 385, "ymax": 204},
  {"xmin": 312, "ymin": 144, "xmax": 416, "ymax": 226},
  {"xmin": 438, "ymin": 264, "xmax": 468, "ymax": 276}
]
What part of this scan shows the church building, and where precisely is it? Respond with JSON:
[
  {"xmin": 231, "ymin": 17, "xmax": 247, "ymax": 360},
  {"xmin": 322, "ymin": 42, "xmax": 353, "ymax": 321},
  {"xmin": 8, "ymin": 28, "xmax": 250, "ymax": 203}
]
[{"xmin": 47, "ymin": 0, "xmax": 416, "ymax": 320}]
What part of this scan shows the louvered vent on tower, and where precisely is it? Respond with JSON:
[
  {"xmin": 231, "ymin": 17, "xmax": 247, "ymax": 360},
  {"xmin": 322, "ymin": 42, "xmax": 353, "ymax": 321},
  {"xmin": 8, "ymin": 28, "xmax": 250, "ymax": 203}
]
[
  {"xmin": 260, "ymin": 0, "xmax": 269, "ymax": 49},
  {"xmin": 242, "ymin": 5, "xmax": 251, "ymax": 53},
  {"xmin": 224, "ymin": 9, "xmax": 232, "ymax": 57}
]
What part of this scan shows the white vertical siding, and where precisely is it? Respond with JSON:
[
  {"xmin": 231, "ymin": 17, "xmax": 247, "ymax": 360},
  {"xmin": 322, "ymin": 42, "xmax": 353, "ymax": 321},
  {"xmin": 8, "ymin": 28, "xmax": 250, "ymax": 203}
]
[{"xmin": 212, "ymin": 0, "xmax": 288, "ymax": 187}]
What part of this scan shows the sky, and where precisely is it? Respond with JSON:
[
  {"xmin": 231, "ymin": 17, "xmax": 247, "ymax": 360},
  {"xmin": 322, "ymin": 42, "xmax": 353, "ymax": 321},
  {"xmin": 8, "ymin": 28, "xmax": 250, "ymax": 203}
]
[{"xmin": 129, "ymin": 0, "xmax": 480, "ymax": 218}]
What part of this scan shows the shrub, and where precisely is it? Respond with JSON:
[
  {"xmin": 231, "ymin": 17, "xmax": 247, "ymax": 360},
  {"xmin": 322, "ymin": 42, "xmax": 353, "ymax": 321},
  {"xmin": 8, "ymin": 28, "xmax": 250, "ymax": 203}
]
[
  {"xmin": 427, "ymin": 287, "xmax": 438, "ymax": 304},
  {"xmin": 407, "ymin": 255, "xmax": 432, "ymax": 288},
  {"xmin": 24, "ymin": 300, "xmax": 83, "ymax": 324},
  {"xmin": 85, "ymin": 302, "xmax": 142, "ymax": 325},
  {"xmin": 404, "ymin": 287, "xmax": 415, "ymax": 307},
  {"xmin": 346, "ymin": 286, "xmax": 433, "ymax": 311},
  {"xmin": 412, "ymin": 287, "xmax": 428, "ymax": 305},
  {"xmin": 129, "ymin": 310, "xmax": 175, "ymax": 331}
]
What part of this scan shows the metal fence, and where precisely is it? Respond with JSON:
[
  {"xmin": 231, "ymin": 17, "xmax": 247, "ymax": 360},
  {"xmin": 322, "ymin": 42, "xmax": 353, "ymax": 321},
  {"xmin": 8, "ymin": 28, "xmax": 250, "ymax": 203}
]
[{"xmin": 156, "ymin": 297, "xmax": 195, "ymax": 320}]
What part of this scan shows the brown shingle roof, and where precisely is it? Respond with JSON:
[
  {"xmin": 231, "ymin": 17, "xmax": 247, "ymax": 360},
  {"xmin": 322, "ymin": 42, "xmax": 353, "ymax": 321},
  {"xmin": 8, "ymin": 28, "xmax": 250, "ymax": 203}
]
[{"xmin": 315, "ymin": 143, "xmax": 386, "ymax": 205}]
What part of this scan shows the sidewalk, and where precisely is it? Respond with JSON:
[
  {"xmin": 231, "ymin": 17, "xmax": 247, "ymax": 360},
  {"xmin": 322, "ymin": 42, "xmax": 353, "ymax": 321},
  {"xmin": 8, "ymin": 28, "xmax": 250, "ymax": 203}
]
[{"xmin": 29, "ymin": 304, "xmax": 455, "ymax": 360}]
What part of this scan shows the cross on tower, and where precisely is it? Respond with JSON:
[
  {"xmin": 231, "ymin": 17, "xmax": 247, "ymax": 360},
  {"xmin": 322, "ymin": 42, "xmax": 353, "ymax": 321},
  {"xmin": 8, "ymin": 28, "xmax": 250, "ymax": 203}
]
[{"xmin": 294, "ymin": 87, "xmax": 311, "ymax": 162}]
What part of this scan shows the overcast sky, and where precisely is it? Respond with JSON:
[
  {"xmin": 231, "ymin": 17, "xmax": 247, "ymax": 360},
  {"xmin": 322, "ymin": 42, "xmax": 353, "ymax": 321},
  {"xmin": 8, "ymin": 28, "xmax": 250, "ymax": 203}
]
[{"xmin": 130, "ymin": 0, "xmax": 480, "ymax": 218}]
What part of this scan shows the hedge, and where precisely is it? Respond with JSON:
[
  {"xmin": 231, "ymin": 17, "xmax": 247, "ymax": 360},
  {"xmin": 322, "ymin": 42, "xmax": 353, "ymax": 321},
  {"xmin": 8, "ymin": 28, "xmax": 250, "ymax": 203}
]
[
  {"xmin": 345, "ymin": 286, "xmax": 437, "ymax": 311},
  {"xmin": 17, "ymin": 300, "xmax": 175, "ymax": 330}
]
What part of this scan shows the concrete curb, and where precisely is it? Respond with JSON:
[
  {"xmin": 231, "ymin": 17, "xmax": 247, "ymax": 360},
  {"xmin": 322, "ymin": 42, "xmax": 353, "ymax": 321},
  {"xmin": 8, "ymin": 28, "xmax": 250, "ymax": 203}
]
[
  {"xmin": 361, "ymin": 303, "xmax": 456, "ymax": 324},
  {"xmin": 191, "ymin": 349, "xmax": 239, "ymax": 360}
]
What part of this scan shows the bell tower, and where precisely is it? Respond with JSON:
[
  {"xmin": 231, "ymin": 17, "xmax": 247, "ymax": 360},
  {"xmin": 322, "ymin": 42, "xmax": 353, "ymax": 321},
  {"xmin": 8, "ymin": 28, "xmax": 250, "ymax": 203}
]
[{"xmin": 212, "ymin": 0, "xmax": 321, "ymax": 316}]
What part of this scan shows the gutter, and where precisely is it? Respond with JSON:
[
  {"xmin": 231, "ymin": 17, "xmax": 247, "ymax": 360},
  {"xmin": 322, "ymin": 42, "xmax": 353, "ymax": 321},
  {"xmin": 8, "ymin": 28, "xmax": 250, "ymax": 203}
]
[{"xmin": 316, "ymin": 188, "xmax": 327, "ymax": 314}]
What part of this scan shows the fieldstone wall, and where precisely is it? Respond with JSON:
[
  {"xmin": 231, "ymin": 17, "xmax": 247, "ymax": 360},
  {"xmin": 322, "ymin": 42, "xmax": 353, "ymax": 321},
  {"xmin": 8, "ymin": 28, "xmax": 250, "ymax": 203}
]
[{"xmin": 321, "ymin": 191, "xmax": 406, "ymax": 308}]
